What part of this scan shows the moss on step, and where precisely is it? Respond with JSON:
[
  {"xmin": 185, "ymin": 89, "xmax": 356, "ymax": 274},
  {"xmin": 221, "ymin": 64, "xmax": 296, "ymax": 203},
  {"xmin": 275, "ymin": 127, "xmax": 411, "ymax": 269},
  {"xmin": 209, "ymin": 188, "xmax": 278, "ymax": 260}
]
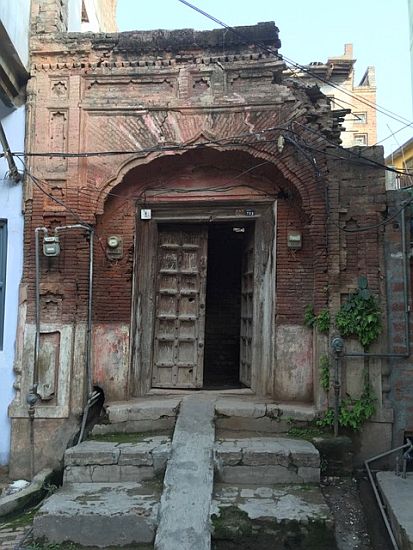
[
  {"xmin": 212, "ymin": 506, "xmax": 336, "ymax": 550},
  {"xmin": 212, "ymin": 506, "xmax": 253, "ymax": 539},
  {"xmin": 0, "ymin": 505, "xmax": 39, "ymax": 531},
  {"xmin": 87, "ymin": 431, "xmax": 169, "ymax": 444},
  {"xmin": 28, "ymin": 542, "xmax": 153, "ymax": 549}
]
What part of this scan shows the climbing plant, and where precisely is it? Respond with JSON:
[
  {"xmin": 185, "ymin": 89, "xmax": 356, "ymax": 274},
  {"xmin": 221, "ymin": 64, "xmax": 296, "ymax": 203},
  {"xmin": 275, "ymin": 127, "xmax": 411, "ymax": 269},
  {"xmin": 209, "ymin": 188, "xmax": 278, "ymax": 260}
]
[
  {"xmin": 319, "ymin": 355, "xmax": 330, "ymax": 393},
  {"xmin": 335, "ymin": 276, "xmax": 382, "ymax": 350},
  {"xmin": 317, "ymin": 376, "xmax": 376, "ymax": 431},
  {"xmin": 304, "ymin": 305, "xmax": 330, "ymax": 334}
]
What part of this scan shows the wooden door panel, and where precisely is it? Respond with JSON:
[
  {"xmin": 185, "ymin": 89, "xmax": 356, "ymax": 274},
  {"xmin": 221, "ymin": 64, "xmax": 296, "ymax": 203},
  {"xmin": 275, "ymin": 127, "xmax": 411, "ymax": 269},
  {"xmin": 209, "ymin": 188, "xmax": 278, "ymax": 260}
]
[
  {"xmin": 240, "ymin": 226, "xmax": 254, "ymax": 387},
  {"xmin": 152, "ymin": 225, "xmax": 207, "ymax": 389}
]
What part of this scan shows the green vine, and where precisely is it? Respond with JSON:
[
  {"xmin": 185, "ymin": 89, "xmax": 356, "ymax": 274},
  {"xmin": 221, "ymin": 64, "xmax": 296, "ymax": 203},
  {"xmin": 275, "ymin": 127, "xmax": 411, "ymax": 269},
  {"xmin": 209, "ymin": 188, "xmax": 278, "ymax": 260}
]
[
  {"xmin": 319, "ymin": 355, "xmax": 330, "ymax": 392},
  {"xmin": 304, "ymin": 305, "xmax": 330, "ymax": 334},
  {"xmin": 317, "ymin": 377, "xmax": 376, "ymax": 431},
  {"xmin": 335, "ymin": 276, "xmax": 382, "ymax": 350}
]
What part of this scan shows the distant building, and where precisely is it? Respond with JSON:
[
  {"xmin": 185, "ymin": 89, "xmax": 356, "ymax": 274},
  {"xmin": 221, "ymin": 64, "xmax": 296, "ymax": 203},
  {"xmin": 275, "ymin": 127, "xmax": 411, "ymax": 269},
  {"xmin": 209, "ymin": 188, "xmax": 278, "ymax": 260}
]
[
  {"xmin": 385, "ymin": 137, "xmax": 413, "ymax": 189},
  {"xmin": 291, "ymin": 44, "xmax": 377, "ymax": 147},
  {"xmin": 68, "ymin": 0, "xmax": 117, "ymax": 32}
]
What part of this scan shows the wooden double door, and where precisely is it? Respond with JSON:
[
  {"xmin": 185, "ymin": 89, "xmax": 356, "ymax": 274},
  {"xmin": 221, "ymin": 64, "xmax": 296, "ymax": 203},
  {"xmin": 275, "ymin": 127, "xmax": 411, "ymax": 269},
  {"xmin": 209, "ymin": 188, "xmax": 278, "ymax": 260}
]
[
  {"xmin": 133, "ymin": 203, "xmax": 276, "ymax": 396},
  {"xmin": 151, "ymin": 224, "xmax": 253, "ymax": 389}
]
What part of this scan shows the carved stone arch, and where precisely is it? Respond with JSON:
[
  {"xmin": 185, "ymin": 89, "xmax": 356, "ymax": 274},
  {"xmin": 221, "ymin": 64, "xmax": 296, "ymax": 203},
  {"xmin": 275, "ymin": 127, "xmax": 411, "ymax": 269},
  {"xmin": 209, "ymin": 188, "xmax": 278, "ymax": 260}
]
[{"xmin": 95, "ymin": 142, "xmax": 325, "ymax": 220}]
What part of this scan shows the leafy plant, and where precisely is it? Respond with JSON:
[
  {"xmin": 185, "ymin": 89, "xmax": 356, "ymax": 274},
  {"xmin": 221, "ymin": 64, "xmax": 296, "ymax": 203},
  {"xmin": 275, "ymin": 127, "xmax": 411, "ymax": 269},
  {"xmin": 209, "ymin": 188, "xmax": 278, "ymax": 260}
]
[
  {"xmin": 316, "ymin": 310, "xmax": 330, "ymax": 333},
  {"xmin": 319, "ymin": 355, "xmax": 330, "ymax": 392},
  {"xmin": 304, "ymin": 305, "xmax": 330, "ymax": 334},
  {"xmin": 304, "ymin": 305, "xmax": 316, "ymax": 327},
  {"xmin": 335, "ymin": 276, "xmax": 382, "ymax": 350},
  {"xmin": 317, "ymin": 381, "xmax": 376, "ymax": 431}
]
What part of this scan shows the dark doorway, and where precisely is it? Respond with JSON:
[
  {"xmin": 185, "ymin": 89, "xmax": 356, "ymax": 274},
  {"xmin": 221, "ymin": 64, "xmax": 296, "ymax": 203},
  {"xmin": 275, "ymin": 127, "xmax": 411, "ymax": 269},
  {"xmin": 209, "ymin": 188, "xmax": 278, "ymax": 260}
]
[{"xmin": 203, "ymin": 223, "xmax": 246, "ymax": 388}]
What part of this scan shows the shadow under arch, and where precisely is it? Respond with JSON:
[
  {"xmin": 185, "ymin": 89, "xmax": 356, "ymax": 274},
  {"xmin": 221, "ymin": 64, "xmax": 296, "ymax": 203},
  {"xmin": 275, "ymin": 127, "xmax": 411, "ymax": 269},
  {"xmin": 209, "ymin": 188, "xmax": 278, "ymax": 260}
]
[
  {"xmin": 93, "ymin": 146, "xmax": 326, "ymax": 400},
  {"xmin": 95, "ymin": 145, "xmax": 322, "ymax": 218}
]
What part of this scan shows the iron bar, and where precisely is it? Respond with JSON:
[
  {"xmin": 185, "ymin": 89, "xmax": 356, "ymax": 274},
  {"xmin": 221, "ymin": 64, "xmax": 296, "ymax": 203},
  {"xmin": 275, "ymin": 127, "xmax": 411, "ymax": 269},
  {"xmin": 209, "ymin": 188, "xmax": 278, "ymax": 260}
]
[{"xmin": 365, "ymin": 441, "xmax": 412, "ymax": 550}]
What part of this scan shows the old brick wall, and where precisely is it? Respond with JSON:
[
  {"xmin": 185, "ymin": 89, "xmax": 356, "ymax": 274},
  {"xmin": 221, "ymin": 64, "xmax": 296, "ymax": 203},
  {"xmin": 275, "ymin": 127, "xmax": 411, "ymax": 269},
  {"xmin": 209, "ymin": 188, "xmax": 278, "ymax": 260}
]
[
  {"xmin": 9, "ymin": 10, "xmax": 394, "ymax": 476},
  {"xmin": 385, "ymin": 191, "xmax": 413, "ymax": 444}
]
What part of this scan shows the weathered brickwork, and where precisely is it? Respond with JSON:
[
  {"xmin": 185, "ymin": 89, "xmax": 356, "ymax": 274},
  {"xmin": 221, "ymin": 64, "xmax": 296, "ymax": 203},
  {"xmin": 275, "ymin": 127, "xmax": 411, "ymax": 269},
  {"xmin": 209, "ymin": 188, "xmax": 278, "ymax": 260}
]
[
  {"xmin": 8, "ymin": 3, "xmax": 394, "ymax": 476},
  {"xmin": 385, "ymin": 191, "xmax": 413, "ymax": 443}
]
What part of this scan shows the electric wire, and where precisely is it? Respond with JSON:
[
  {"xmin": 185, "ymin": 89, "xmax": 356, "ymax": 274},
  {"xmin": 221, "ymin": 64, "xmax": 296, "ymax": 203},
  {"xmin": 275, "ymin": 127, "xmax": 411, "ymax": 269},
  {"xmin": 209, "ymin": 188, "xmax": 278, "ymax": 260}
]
[
  {"xmin": 177, "ymin": 0, "xmax": 413, "ymax": 131},
  {"xmin": 15, "ymin": 155, "xmax": 94, "ymax": 230},
  {"xmin": 7, "ymin": 119, "xmax": 411, "ymax": 178},
  {"xmin": 3, "ymin": 126, "xmax": 291, "ymax": 159},
  {"xmin": 22, "ymin": 134, "xmax": 410, "ymax": 237},
  {"xmin": 281, "ymin": 135, "xmax": 413, "ymax": 233}
]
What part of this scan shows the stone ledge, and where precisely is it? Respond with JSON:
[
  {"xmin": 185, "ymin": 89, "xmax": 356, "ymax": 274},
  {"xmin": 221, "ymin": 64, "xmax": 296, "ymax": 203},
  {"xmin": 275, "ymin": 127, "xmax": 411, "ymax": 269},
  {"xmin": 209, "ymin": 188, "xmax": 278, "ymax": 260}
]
[
  {"xmin": 33, "ymin": 482, "xmax": 160, "ymax": 547},
  {"xmin": 0, "ymin": 469, "xmax": 54, "ymax": 518}
]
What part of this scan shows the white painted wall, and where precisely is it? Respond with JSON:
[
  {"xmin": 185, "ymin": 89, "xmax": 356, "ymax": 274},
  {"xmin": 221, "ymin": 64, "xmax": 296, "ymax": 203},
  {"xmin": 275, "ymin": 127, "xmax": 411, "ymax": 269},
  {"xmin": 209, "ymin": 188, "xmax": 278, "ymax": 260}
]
[
  {"xmin": 81, "ymin": 0, "xmax": 101, "ymax": 32},
  {"xmin": 0, "ymin": 107, "xmax": 25, "ymax": 465},
  {"xmin": 68, "ymin": 0, "xmax": 82, "ymax": 32},
  {"xmin": 0, "ymin": 0, "xmax": 31, "ymax": 68}
]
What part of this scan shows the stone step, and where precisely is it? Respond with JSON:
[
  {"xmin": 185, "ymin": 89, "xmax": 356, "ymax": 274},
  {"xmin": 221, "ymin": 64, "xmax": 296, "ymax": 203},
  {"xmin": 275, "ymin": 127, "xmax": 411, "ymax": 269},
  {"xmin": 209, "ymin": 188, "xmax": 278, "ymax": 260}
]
[
  {"xmin": 92, "ymin": 397, "xmax": 181, "ymax": 435},
  {"xmin": 214, "ymin": 437, "xmax": 320, "ymax": 484},
  {"xmin": 211, "ymin": 483, "xmax": 336, "ymax": 549},
  {"xmin": 33, "ymin": 482, "xmax": 160, "ymax": 547},
  {"xmin": 64, "ymin": 436, "xmax": 171, "ymax": 483},
  {"xmin": 215, "ymin": 399, "xmax": 316, "ymax": 434}
]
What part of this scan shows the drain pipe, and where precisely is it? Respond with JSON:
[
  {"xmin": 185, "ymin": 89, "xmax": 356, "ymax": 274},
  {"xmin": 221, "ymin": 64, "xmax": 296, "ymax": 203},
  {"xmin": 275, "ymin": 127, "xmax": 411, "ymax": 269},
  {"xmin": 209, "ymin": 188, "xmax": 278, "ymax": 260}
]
[
  {"xmin": 365, "ymin": 439, "xmax": 413, "ymax": 550},
  {"xmin": 52, "ymin": 225, "xmax": 95, "ymax": 443},
  {"xmin": 29, "ymin": 224, "xmax": 94, "ymax": 477},
  {"xmin": 26, "ymin": 227, "xmax": 49, "ymax": 479},
  {"xmin": 331, "ymin": 337, "xmax": 344, "ymax": 437}
]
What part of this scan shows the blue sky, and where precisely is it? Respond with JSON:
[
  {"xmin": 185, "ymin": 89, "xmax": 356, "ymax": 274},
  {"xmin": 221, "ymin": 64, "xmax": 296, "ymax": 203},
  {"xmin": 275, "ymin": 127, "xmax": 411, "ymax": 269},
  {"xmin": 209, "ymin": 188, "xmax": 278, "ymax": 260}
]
[{"xmin": 117, "ymin": 0, "xmax": 412, "ymax": 155}]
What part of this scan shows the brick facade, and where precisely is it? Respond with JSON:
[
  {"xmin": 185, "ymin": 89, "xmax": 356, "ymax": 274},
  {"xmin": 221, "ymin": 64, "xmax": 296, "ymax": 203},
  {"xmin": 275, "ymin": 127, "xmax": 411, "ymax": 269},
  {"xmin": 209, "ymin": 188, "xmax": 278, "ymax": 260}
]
[{"xmin": 8, "ymin": 2, "xmax": 396, "ymax": 476}]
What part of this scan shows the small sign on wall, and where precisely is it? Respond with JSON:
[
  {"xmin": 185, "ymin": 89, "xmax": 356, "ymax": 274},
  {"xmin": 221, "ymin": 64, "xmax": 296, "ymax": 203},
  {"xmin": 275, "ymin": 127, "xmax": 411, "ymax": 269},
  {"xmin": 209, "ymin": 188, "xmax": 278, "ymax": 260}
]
[{"xmin": 141, "ymin": 209, "xmax": 152, "ymax": 220}]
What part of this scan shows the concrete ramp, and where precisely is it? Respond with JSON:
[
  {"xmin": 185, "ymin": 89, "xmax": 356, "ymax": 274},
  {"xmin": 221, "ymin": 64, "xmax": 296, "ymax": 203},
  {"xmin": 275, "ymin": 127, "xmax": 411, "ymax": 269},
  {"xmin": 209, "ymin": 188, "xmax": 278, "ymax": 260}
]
[{"xmin": 155, "ymin": 396, "xmax": 216, "ymax": 550}]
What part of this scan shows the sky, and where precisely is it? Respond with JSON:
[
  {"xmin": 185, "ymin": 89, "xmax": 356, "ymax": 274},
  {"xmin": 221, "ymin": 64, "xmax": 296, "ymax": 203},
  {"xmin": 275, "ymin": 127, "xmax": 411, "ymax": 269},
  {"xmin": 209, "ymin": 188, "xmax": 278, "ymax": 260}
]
[{"xmin": 116, "ymin": 0, "xmax": 412, "ymax": 156}]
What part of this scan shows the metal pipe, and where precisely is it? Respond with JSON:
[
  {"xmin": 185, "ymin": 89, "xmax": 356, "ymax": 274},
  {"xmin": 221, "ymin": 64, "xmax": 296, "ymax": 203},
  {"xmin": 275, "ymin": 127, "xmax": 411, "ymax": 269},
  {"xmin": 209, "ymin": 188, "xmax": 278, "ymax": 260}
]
[
  {"xmin": 365, "ymin": 460, "xmax": 399, "ymax": 550},
  {"xmin": 401, "ymin": 438, "xmax": 413, "ymax": 479},
  {"xmin": 86, "ymin": 229, "xmax": 94, "ymax": 399},
  {"xmin": 54, "ymin": 224, "xmax": 94, "ymax": 400},
  {"xmin": 78, "ymin": 389, "xmax": 100, "ymax": 444},
  {"xmin": 365, "ymin": 441, "xmax": 412, "ymax": 550},
  {"xmin": 400, "ymin": 207, "xmax": 410, "ymax": 357},
  {"xmin": 333, "ymin": 356, "xmax": 340, "ymax": 437},
  {"xmin": 34, "ymin": 227, "xmax": 48, "ymax": 390},
  {"xmin": 32, "ymin": 224, "xmax": 95, "ymax": 454},
  {"xmin": 0, "ymin": 120, "xmax": 21, "ymax": 183}
]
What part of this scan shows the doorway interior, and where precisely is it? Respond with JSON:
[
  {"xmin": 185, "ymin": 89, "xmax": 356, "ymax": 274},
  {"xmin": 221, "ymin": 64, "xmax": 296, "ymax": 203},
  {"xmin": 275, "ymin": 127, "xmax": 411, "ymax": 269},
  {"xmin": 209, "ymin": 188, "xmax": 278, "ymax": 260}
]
[{"xmin": 152, "ymin": 221, "xmax": 254, "ymax": 390}]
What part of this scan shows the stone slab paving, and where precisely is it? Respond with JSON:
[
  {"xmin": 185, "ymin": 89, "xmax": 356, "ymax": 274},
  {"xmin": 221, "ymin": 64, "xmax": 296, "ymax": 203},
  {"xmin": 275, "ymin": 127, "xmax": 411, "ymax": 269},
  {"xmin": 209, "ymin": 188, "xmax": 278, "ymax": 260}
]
[
  {"xmin": 215, "ymin": 399, "xmax": 316, "ymax": 434},
  {"xmin": 107, "ymin": 398, "xmax": 181, "ymax": 423},
  {"xmin": 91, "ymin": 398, "xmax": 182, "ymax": 436},
  {"xmin": 64, "ymin": 436, "xmax": 171, "ymax": 483},
  {"xmin": 0, "ymin": 523, "xmax": 32, "ymax": 549},
  {"xmin": 155, "ymin": 396, "xmax": 216, "ymax": 550},
  {"xmin": 215, "ymin": 437, "xmax": 320, "ymax": 484},
  {"xmin": 376, "ymin": 471, "xmax": 413, "ymax": 550},
  {"xmin": 211, "ymin": 483, "xmax": 336, "ymax": 549},
  {"xmin": 33, "ymin": 481, "xmax": 160, "ymax": 547}
]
